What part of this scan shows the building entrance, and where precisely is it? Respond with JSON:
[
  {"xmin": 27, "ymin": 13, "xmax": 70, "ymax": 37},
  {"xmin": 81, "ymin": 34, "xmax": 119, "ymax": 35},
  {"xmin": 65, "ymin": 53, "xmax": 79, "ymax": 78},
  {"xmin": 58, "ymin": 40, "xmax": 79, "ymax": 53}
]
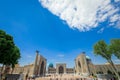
[
  {"xmin": 59, "ymin": 66, "xmax": 64, "ymax": 74},
  {"xmin": 40, "ymin": 61, "xmax": 44, "ymax": 76}
]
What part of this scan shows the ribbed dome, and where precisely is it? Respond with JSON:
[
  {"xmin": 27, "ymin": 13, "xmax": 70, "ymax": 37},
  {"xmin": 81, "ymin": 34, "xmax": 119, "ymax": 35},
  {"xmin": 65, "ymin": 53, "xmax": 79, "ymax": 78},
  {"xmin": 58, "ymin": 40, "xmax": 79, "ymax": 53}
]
[{"xmin": 48, "ymin": 63, "xmax": 53, "ymax": 68}]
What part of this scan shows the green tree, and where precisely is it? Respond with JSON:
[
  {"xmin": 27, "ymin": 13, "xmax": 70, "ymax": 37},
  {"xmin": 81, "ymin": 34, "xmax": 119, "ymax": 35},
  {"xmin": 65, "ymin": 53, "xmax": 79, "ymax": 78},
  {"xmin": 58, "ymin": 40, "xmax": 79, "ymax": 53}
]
[
  {"xmin": 110, "ymin": 39, "xmax": 120, "ymax": 59},
  {"xmin": 93, "ymin": 40, "xmax": 120, "ymax": 80},
  {"xmin": 10, "ymin": 46, "xmax": 21, "ymax": 73},
  {"xmin": 0, "ymin": 30, "xmax": 21, "ymax": 73}
]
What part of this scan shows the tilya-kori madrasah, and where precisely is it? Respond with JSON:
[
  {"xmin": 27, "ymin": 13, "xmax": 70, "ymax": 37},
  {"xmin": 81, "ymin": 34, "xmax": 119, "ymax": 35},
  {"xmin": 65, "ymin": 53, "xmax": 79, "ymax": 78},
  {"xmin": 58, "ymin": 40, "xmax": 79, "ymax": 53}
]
[{"xmin": 3, "ymin": 51, "xmax": 120, "ymax": 78}]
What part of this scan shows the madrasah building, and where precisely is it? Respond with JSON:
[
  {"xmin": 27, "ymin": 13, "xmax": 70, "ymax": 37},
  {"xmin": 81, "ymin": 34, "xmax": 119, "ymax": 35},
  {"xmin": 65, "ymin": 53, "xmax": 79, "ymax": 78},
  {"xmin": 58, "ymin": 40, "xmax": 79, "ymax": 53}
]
[{"xmin": 1, "ymin": 51, "xmax": 120, "ymax": 78}]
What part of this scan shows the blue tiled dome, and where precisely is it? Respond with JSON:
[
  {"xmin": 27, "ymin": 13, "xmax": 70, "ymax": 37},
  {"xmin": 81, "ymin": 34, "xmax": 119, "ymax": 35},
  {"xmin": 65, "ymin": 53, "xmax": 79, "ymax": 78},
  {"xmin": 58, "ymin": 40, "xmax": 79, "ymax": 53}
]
[
  {"xmin": 86, "ymin": 56, "xmax": 91, "ymax": 61},
  {"xmin": 48, "ymin": 63, "xmax": 53, "ymax": 68}
]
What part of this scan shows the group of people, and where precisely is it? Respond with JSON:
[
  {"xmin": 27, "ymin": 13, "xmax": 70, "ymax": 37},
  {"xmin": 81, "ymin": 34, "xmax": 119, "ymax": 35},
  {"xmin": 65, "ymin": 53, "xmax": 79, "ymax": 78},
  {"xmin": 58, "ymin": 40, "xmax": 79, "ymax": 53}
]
[{"xmin": 26, "ymin": 74, "xmax": 35, "ymax": 80}]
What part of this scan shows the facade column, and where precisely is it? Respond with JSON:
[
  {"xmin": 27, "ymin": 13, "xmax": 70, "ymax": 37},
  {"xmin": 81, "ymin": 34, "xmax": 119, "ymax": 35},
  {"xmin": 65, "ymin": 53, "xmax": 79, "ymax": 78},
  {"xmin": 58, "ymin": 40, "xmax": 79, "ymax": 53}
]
[
  {"xmin": 43, "ymin": 60, "xmax": 47, "ymax": 76},
  {"xmin": 33, "ymin": 51, "xmax": 39, "ymax": 76},
  {"xmin": 64, "ymin": 64, "xmax": 66, "ymax": 74},
  {"xmin": 56, "ymin": 64, "xmax": 58, "ymax": 74},
  {"xmin": 84, "ymin": 54, "xmax": 89, "ymax": 74}
]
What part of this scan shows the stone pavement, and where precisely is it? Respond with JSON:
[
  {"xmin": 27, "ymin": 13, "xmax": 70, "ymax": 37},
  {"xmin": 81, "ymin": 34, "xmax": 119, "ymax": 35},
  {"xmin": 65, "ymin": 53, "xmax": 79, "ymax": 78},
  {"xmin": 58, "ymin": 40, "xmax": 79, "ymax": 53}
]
[{"xmin": 35, "ymin": 74, "xmax": 96, "ymax": 80}]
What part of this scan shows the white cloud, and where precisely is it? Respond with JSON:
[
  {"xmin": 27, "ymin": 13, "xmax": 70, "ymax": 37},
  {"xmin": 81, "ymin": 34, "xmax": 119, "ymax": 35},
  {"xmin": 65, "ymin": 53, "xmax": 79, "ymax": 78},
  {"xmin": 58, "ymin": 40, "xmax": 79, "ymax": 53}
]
[
  {"xmin": 97, "ymin": 28, "xmax": 104, "ymax": 34},
  {"xmin": 114, "ymin": 0, "xmax": 120, "ymax": 2},
  {"xmin": 57, "ymin": 54, "xmax": 65, "ymax": 58},
  {"xmin": 39, "ymin": 0, "xmax": 120, "ymax": 31},
  {"xmin": 27, "ymin": 55, "xmax": 32, "ymax": 58},
  {"xmin": 110, "ymin": 14, "xmax": 120, "ymax": 22},
  {"xmin": 116, "ymin": 21, "xmax": 120, "ymax": 29},
  {"xmin": 114, "ymin": 59, "xmax": 120, "ymax": 64}
]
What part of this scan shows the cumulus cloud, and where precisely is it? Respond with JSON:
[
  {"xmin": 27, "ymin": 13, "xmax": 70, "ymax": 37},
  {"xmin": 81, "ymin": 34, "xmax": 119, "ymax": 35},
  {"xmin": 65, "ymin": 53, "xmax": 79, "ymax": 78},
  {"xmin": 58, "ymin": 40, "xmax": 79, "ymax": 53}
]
[
  {"xmin": 97, "ymin": 28, "xmax": 104, "ymax": 34},
  {"xmin": 39, "ymin": 0, "xmax": 120, "ymax": 31},
  {"xmin": 114, "ymin": 0, "xmax": 120, "ymax": 2},
  {"xmin": 114, "ymin": 59, "xmax": 120, "ymax": 64},
  {"xmin": 116, "ymin": 21, "xmax": 120, "ymax": 29},
  {"xmin": 110, "ymin": 14, "xmax": 120, "ymax": 23},
  {"xmin": 57, "ymin": 54, "xmax": 65, "ymax": 58},
  {"xmin": 27, "ymin": 55, "xmax": 32, "ymax": 58}
]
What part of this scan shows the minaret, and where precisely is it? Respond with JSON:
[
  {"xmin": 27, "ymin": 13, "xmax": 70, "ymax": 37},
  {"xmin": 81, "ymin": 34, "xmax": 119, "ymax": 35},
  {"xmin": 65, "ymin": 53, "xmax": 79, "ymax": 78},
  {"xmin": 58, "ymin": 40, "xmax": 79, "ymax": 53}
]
[
  {"xmin": 81, "ymin": 52, "xmax": 89, "ymax": 75},
  {"xmin": 33, "ymin": 50, "xmax": 39, "ymax": 75}
]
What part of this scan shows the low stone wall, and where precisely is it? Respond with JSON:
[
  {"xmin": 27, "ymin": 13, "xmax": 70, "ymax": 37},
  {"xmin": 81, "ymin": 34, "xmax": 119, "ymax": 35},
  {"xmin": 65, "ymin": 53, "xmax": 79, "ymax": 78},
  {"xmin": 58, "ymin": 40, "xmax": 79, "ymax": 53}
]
[
  {"xmin": 5, "ymin": 74, "xmax": 24, "ymax": 80},
  {"xmin": 96, "ymin": 74, "xmax": 114, "ymax": 80}
]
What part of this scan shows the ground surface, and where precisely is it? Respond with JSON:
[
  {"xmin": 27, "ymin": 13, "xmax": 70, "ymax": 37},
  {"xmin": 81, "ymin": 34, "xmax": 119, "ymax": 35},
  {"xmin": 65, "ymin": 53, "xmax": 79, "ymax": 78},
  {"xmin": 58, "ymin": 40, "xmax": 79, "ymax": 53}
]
[{"xmin": 35, "ymin": 74, "xmax": 95, "ymax": 80}]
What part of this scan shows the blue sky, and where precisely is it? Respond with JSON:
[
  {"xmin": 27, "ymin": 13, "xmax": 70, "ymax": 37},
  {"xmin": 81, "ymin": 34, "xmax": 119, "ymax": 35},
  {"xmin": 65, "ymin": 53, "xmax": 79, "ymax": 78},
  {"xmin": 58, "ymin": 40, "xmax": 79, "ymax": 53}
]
[{"xmin": 0, "ymin": 0, "xmax": 120, "ymax": 67}]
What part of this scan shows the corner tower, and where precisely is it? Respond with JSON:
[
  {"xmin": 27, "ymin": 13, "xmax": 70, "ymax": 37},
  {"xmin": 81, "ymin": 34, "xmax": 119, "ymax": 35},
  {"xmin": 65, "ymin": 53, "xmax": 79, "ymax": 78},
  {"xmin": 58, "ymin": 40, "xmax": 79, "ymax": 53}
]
[
  {"xmin": 33, "ymin": 51, "xmax": 47, "ymax": 76},
  {"xmin": 75, "ymin": 52, "xmax": 89, "ymax": 76}
]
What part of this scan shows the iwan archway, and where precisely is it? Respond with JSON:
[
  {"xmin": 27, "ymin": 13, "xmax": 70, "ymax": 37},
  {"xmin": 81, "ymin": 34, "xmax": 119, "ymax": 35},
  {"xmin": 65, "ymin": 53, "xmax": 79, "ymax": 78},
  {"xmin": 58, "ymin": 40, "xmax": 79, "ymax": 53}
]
[
  {"xmin": 59, "ymin": 66, "xmax": 64, "ymax": 74},
  {"xmin": 56, "ymin": 63, "xmax": 66, "ymax": 74},
  {"xmin": 39, "ymin": 61, "xmax": 44, "ymax": 76}
]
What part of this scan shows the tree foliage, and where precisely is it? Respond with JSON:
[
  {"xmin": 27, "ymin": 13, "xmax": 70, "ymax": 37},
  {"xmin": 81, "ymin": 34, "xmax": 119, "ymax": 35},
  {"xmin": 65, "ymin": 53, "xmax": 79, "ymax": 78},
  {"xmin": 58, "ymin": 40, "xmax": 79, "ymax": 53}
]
[
  {"xmin": 94, "ymin": 40, "xmax": 111, "ymax": 60},
  {"xmin": 0, "ymin": 30, "xmax": 21, "ymax": 68},
  {"xmin": 110, "ymin": 39, "xmax": 120, "ymax": 59},
  {"xmin": 93, "ymin": 39, "xmax": 120, "ymax": 80}
]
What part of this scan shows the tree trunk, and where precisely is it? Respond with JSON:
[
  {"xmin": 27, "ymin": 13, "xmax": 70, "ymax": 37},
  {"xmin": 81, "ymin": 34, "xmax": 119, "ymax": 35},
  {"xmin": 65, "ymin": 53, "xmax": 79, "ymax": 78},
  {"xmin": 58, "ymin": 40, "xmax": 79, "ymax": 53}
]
[
  {"xmin": 1, "ymin": 64, "xmax": 4, "ymax": 73},
  {"xmin": 11, "ymin": 67, "xmax": 14, "ymax": 74},
  {"xmin": 0, "ymin": 64, "xmax": 5, "ymax": 80},
  {"xmin": 108, "ymin": 59, "xmax": 120, "ymax": 80}
]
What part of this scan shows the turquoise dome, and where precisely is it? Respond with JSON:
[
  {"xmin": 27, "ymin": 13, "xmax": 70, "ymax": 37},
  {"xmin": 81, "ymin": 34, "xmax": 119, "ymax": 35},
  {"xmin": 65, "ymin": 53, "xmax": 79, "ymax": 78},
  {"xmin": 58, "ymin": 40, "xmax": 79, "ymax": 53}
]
[
  {"xmin": 86, "ymin": 56, "xmax": 91, "ymax": 61},
  {"xmin": 48, "ymin": 63, "xmax": 53, "ymax": 68},
  {"xmin": 86, "ymin": 56, "xmax": 91, "ymax": 60}
]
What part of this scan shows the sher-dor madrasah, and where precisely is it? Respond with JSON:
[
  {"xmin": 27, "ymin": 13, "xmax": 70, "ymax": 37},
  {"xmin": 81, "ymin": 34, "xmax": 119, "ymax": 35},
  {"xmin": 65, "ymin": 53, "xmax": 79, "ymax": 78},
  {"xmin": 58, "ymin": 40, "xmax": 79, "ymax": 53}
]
[{"xmin": 1, "ymin": 51, "xmax": 120, "ymax": 80}]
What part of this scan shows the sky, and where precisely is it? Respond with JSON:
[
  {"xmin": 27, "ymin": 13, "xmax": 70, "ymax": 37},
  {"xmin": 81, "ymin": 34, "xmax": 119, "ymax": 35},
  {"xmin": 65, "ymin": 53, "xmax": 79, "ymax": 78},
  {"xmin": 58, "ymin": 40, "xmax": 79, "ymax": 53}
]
[{"xmin": 0, "ymin": 0, "xmax": 120, "ymax": 68}]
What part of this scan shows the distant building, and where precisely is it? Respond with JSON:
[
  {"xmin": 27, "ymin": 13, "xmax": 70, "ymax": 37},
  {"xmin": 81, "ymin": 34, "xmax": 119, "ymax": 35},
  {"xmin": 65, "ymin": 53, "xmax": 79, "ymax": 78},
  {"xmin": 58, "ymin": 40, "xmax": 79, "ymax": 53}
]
[
  {"xmin": 11, "ymin": 51, "xmax": 47, "ymax": 79},
  {"xmin": 75, "ymin": 52, "xmax": 120, "ymax": 76},
  {"xmin": 1, "ymin": 51, "xmax": 120, "ymax": 79},
  {"xmin": 48, "ymin": 63, "xmax": 74, "ymax": 74}
]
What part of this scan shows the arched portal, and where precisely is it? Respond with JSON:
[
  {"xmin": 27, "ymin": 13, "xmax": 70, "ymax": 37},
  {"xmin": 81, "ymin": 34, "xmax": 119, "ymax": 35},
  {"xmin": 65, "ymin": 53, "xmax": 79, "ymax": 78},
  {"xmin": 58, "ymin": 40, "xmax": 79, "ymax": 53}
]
[
  {"xmin": 40, "ymin": 61, "xmax": 44, "ymax": 76},
  {"xmin": 78, "ymin": 61, "xmax": 81, "ymax": 68},
  {"xmin": 59, "ymin": 66, "xmax": 64, "ymax": 74}
]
